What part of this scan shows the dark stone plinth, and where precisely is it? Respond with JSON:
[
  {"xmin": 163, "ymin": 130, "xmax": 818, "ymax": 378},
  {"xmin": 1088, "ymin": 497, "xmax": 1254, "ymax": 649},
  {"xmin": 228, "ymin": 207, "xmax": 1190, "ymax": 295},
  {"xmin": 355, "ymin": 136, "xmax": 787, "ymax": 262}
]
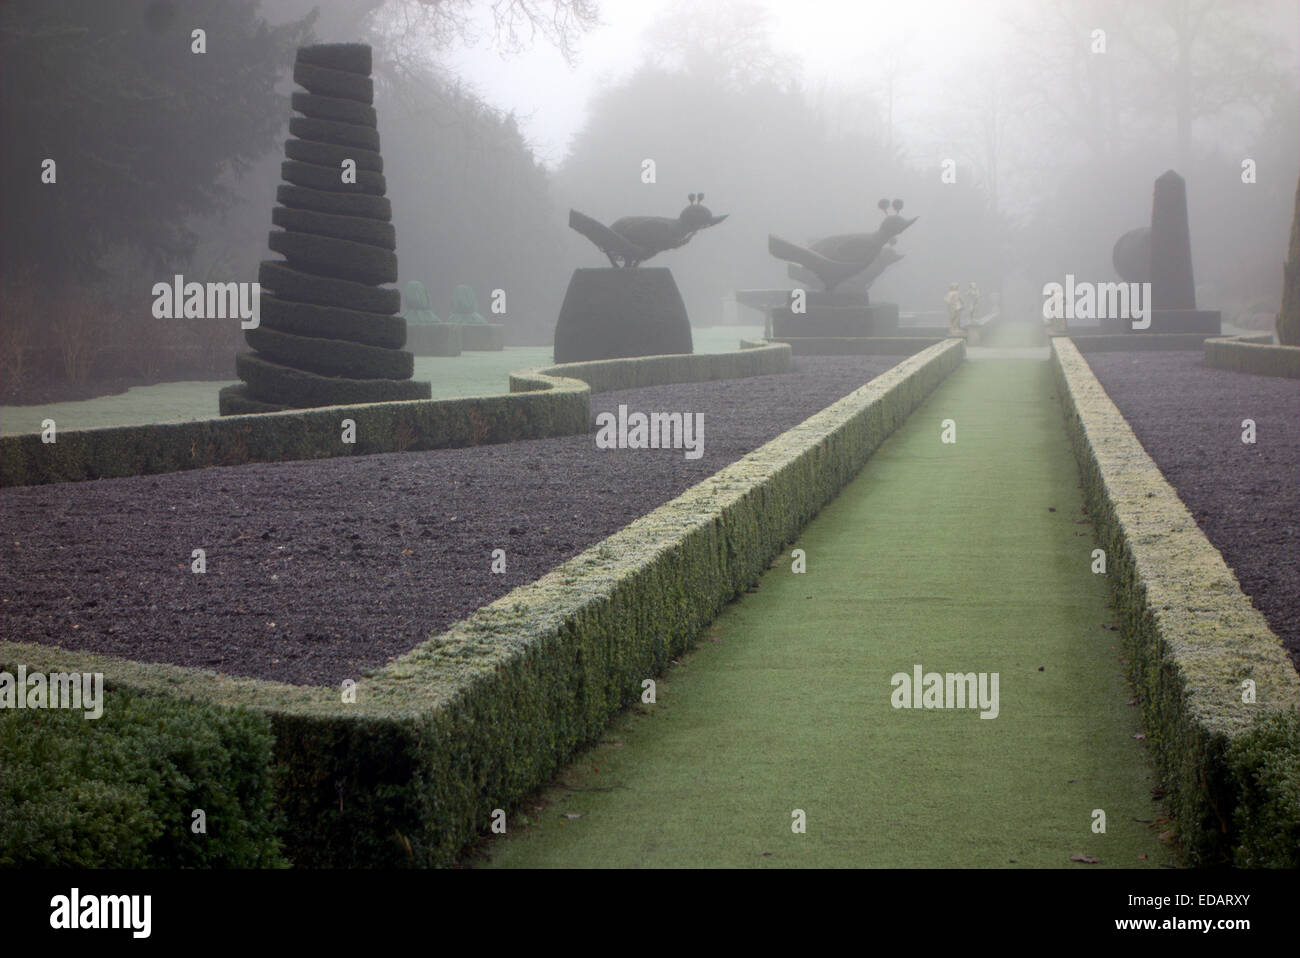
[
  {"xmin": 1146, "ymin": 309, "xmax": 1221, "ymax": 335},
  {"xmin": 869, "ymin": 303, "xmax": 900, "ymax": 335},
  {"xmin": 1080, "ymin": 308, "xmax": 1221, "ymax": 337},
  {"xmin": 771, "ymin": 305, "xmax": 868, "ymax": 338},
  {"xmin": 459, "ymin": 324, "xmax": 505, "ymax": 351},
  {"xmin": 405, "ymin": 323, "xmax": 462, "ymax": 356},
  {"xmin": 770, "ymin": 302, "xmax": 898, "ymax": 339},
  {"xmin": 1151, "ymin": 170, "xmax": 1197, "ymax": 310},
  {"xmin": 554, "ymin": 268, "xmax": 693, "ymax": 363}
]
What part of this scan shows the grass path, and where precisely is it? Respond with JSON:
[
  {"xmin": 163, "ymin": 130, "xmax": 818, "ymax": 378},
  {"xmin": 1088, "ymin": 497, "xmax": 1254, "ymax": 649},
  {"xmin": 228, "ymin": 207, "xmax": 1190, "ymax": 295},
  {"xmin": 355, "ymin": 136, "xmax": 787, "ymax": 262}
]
[{"xmin": 478, "ymin": 356, "xmax": 1170, "ymax": 868}]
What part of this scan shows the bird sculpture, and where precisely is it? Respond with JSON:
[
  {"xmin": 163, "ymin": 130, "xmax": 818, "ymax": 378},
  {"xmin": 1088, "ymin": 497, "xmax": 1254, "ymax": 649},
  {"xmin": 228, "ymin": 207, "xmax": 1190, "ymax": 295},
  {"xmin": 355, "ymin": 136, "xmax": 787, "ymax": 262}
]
[
  {"xmin": 770, "ymin": 198, "xmax": 917, "ymax": 293},
  {"xmin": 569, "ymin": 193, "xmax": 728, "ymax": 267},
  {"xmin": 788, "ymin": 242, "xmax": 904, "ymax": 292}
]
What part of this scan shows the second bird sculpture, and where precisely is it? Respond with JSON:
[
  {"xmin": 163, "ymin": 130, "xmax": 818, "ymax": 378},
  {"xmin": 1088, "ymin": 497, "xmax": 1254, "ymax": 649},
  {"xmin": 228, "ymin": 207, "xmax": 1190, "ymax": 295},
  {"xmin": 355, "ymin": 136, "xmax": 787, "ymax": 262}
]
[
  {"xmin": 769, "ymin": 199, "xmax": 917, "ymax": 293},
  {"xmin": 570, "ymin": 193, "xmax": 728, "ymax": 267}
]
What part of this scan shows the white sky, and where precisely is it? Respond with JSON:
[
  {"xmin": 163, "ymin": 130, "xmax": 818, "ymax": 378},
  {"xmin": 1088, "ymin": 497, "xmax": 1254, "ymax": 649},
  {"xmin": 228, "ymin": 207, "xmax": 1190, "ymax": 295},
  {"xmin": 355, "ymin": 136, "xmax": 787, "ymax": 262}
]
[{"xmin": 441, "ymin": 0, "xmax": 986, "ymax": 167}]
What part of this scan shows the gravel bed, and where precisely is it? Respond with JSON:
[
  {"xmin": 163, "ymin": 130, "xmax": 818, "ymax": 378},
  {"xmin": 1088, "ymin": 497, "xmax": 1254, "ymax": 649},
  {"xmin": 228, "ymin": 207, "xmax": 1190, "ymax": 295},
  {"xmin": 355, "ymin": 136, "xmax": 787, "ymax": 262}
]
[
  {"xmin": 1084, "ymin": 350, "xmax": 1299, "ymax": 671},
  {"xmin": 0, "ymin": 355, "xmax": 906, "ymax": 685}
]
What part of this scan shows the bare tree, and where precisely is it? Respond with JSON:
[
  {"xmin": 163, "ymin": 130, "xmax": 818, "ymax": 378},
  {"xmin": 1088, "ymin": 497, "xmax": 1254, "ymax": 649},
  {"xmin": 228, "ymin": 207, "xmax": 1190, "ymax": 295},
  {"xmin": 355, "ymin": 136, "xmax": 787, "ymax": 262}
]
[
  {"xmin": 361, "ymin": 0, "xmax": 599, "ymax": 72},
  {"xmin": 1122, "ymin": 0, "xmax": 1293, "ymax": 170},
  {"xmin": 642, "ymin": 0, "xmax": 799, "ymax": 91}
]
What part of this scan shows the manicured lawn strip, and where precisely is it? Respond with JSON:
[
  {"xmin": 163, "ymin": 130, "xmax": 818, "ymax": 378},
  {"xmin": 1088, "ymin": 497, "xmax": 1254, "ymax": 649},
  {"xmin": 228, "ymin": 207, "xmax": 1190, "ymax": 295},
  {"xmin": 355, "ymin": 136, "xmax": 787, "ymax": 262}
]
[
  {"xmin": 1, "ymin": 341, "xmax": 962, "ymax": 866},
  {"xmin": 481, "ymin": 359, "xmax": 1168, "ymax": 868},
  {"xmin": 1052, "ymin": 337, "xmax": 1300, "ymax": 866}
]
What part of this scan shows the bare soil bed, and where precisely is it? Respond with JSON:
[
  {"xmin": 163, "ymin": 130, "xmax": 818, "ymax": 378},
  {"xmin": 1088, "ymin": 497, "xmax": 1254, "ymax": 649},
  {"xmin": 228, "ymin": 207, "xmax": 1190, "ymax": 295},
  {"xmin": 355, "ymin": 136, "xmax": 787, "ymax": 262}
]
[
  {"xmin": 0, "ymin": 355, "xmax": 904, "ymax": 685},
  {"xmin": 1084, "ymin": 350, "xmax": 1299, "ymax": 672}
]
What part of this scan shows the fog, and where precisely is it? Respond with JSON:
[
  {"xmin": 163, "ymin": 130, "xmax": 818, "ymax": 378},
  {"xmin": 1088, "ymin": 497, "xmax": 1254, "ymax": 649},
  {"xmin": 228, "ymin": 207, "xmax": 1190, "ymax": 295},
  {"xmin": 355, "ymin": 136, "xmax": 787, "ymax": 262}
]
[{"xmin": 3, "ymin": 0, "xmax": 1297, "ymax": 350}]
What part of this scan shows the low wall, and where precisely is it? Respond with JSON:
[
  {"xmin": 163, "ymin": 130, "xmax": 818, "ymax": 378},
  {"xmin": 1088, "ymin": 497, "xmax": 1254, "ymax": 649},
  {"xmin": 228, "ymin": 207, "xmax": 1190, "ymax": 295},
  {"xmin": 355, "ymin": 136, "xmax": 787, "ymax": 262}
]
[
  {"xmin": 1052, "ymin": 338, "xmax": 1300, "ymax": 866},
  {"xmin": 0, "ymin": 338, "xmax": 965, "ymax": 867},
  {"xmin": 1203, "ymin": 336, "xmax": 1300, "ymax": 379},
  {"xmin": 1, "ymin": 343, "xmax": 792, "ymax": 488},
  {"xmin": 510, "ymin": 342, "xmax": 790, "ymax": 394},
  {"xmin": 765, "ymin": 336, "xmax": 945, "ymax": 356}
]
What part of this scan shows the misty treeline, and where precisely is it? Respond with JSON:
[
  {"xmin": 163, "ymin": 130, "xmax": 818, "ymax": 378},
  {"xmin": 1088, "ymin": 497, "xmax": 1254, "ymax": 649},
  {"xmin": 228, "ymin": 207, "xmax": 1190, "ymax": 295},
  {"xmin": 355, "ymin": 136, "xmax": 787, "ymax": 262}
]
[
  {"xmin": 1, "ymin": 0, "xmax": 1296, "ymax": 394},
  {"xmin": 563, "ymin": 0, "xmax": 1298, "ymax": 328}
]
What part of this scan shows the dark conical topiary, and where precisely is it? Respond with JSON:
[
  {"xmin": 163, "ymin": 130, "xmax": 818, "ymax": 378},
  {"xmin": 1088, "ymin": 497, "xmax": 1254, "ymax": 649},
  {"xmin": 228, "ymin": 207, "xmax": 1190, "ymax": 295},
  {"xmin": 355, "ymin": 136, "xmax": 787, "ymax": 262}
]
[
  {"xmin": 220, "ymin": 43, "xmax": 430, "ymax": 415},
  {"xmin": 1277, "ymin": 175, "xmax": 1300, "ymax": 346}
]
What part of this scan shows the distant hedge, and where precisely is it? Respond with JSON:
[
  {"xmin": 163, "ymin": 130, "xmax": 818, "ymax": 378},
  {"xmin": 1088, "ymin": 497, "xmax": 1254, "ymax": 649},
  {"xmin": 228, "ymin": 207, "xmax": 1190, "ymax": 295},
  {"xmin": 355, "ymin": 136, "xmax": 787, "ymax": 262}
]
[
  {"xmin": 1203, "ymin": 337, "xmax": 1300, "ymax": 379},
  {"xmin": 0, "ymin": 683, "xmax": 287, "ymax": 868},
  {"xmin": 2, "ymin": 343, "xmax": 791, "ymax": 487}
]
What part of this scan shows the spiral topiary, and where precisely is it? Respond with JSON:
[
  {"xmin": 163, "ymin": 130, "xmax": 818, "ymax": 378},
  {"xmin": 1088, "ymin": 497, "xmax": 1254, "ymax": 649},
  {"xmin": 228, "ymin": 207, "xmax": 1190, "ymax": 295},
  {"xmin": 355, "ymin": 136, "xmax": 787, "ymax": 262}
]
[{"xmin": 219, "ymin": 43, "xmax": 430, "ymax": 415}]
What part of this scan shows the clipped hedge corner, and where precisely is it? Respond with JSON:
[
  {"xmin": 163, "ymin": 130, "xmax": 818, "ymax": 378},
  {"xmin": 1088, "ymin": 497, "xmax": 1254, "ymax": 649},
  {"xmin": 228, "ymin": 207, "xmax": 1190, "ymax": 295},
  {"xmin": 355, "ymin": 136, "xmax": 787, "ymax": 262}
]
[{"xmin": 0, "ymin": 677, "xmax": 287, "ymax": 868}]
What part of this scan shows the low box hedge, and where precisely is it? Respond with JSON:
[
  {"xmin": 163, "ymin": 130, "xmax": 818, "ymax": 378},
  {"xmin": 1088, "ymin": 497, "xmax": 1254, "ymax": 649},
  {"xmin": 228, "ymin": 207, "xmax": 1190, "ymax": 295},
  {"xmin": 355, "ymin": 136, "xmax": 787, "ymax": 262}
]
[
  {"xmin": 0, "ymin": 677, "xmax": 287, "ymax": 868},
  {"xmin": 516, "ymin": 341, "xmax": 792, "ymax": 394},
  {"xmin": 1051, "ymin": 337, "xmax": 1300, "ymax": 866},
  {"xmin": 0, "ymin": 339, "xmax": 964, "ymax": 867},
  {"xmin": 1, "ymin": 345, "xmax": 792, "ymax": 487},
  {"xmin": 1203, "ymin": 336, "xmax": 1300, "ymax": 379},
  {"xmin": 767, "ymin": 336, "xmax": 944, "ymax": 356}
]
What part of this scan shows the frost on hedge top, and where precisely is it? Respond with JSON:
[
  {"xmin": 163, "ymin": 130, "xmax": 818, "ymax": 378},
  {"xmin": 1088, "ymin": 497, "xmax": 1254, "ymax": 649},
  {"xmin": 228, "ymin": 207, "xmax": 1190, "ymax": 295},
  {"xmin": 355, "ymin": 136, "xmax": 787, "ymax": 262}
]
[{"xmin": 219, "ymin": 43, "xmax": 431, "ymax": 416}]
